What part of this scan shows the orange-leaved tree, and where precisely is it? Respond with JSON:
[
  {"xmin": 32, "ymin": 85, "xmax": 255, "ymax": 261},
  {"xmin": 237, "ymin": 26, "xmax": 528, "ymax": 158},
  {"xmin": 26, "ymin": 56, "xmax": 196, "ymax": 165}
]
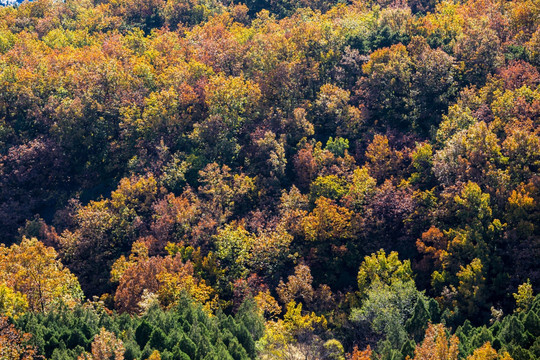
[{"xmin": 412, "ymin": 323, "xmax": 459, "ymax": 360}]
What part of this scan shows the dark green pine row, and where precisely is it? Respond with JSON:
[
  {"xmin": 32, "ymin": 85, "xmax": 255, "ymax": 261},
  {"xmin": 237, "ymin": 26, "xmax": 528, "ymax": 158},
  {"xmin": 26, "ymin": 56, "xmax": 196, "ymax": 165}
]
[
  {"xmin": 15, "ymin": 297, "xmax": 264, "ymax": 360},
  {"xmin": 13, "ymin": 294, "xmax": 540, "ymax": 360}
]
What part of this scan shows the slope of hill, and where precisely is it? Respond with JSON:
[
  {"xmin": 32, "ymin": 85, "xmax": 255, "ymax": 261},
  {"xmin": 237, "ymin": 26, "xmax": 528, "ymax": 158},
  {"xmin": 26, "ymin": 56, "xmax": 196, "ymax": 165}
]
[{"xmin": 0, "ymin": 0, "xmax": 538, "ymax": 358}]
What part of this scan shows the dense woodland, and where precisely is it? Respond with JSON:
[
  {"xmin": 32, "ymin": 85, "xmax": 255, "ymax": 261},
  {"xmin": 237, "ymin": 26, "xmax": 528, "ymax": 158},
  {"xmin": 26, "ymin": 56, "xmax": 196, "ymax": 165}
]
[{"xmin": 0, "ymin": 0, "xmax": 539, "ymax": 358}]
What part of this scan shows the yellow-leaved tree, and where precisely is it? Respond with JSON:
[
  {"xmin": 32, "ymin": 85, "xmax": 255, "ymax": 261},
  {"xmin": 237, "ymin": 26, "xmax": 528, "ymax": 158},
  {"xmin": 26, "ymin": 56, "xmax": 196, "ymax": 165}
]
[
  {"xmin": 467, "ymin": 342, "xmax": 513, "ymax": 360},
  {"xmin": 258, "ymin": 300, "xmax": 327, "ymax": 359},
  {"xmin": 0, "ymin": 283, "xmax": 28, "ymax": 319},
  {"xmin": 0, "ymin": 237, "xmax": 83, "ymax": 313}
]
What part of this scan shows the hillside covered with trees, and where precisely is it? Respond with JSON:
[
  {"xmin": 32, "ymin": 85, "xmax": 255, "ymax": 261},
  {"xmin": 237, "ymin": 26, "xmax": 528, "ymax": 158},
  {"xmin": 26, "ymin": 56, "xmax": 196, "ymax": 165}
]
[{"xmin": 0, "ymin": 0, "xmax": 539, "ymax": 358}]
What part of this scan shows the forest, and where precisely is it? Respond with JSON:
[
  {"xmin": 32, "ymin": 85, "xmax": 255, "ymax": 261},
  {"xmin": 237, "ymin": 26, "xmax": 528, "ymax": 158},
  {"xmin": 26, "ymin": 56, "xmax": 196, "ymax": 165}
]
[{"xmin": 0, "ymin": 0, "xmax": 539, "ymax": 358}]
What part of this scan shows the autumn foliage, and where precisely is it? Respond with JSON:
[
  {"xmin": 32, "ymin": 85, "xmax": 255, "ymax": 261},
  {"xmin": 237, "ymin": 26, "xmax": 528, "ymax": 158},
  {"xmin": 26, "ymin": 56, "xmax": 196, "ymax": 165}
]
[{"xmin": 0, "ymin": 0, "xmax": 538, "ymax": 358}]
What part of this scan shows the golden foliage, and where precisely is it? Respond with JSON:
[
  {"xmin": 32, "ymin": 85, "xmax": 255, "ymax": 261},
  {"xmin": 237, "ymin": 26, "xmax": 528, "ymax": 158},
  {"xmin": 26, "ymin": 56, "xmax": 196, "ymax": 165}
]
[
  {"xmin": 467, "ymin": 342, "xmax": 513, "ymax": 360},
  {"xmin": 0, "ymin": 237, "xmax": 83, "ymax": 312}
]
